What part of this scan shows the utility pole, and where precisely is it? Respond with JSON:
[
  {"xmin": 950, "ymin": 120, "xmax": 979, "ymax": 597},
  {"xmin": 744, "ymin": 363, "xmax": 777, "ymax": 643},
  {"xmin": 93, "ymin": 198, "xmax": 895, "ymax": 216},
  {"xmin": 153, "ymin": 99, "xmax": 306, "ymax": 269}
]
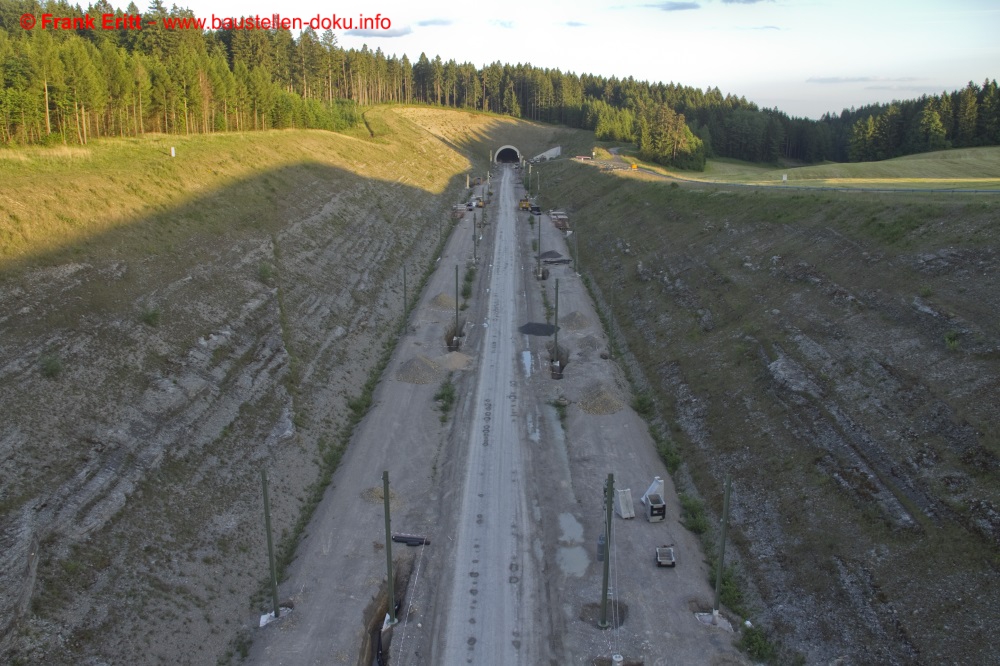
[
  {"xmin": 713, "ymin": 474, "xmax": 733, "ymax": 625},
  {"xmin": 401, "ymin": 265, "xmax": 407, "ymax": 334},
  {"xmin": 261, "ymin": 469, "xmax": 280, "ymax": 621},
  {"xmin": 599, "ymin": 472, "xmax": 614, "ymax": 628},
  {"xmin": 383, "ymin": 471, "xmax": 397, "ymax": 626},
  {"xmin": 455, "ymin": 265, "xmax": 460, "ymax": 335}
]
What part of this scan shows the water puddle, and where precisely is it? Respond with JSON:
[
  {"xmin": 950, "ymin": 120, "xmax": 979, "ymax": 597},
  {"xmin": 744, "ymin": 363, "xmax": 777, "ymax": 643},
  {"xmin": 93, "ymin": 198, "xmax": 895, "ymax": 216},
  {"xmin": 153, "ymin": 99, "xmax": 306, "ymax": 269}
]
[
  {"xmin": 558, "ymin": 513, "xmax": 583, "ymax": 542},
  {"xmin": 557, "ymin": 546, "xmax": 588, "ymax": 577},
  {"xmin": 521, "ymin": 350, "xmax": 532, "ymax": 377},
  {"xmin": 556, "ymin": 513, "xmax": 588, "ymax": 576}
]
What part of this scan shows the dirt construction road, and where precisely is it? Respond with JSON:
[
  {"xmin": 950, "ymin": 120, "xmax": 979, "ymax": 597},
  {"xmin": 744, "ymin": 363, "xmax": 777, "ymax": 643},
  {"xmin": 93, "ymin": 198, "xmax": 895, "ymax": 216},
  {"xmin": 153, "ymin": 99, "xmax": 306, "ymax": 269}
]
[
  {"xmin": 434, "ymin": 165, "xmax": 539, "ymax": 662},
  {"xmin": 249, "ymin": 163, "xmax": 750, "ymax": 665}
]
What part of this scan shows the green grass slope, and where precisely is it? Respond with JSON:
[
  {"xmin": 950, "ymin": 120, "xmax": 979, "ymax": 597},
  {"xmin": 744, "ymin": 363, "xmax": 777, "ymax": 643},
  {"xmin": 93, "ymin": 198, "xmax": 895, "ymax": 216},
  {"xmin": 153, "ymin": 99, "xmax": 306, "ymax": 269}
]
[{"xmin": 629, "ymin": 146, "xmax": 1000, "ymax": 190}]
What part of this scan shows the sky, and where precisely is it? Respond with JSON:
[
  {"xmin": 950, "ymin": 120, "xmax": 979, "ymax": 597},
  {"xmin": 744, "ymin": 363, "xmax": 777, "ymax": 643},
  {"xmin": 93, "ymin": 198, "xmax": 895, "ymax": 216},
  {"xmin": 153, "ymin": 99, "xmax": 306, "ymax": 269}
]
[{"xmin": 159, "ymin": 0, "xmax": 997, "ymax": 119}]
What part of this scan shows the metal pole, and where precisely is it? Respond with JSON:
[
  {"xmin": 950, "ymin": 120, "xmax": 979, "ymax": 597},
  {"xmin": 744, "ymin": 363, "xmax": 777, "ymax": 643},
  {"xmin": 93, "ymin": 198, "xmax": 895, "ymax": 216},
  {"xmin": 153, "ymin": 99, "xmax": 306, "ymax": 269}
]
[
  {"xmin": 537, "ymin": 213, "xmax": 542, "ymax": 278},
  {"xmin": 402, "ymin": 265, "xmax": 407, "ymax": 334},
  {"xmin": 261, "ymin": 469, "xmax": 280, "ymax": 620},
  {"xmin": 554, "ymin": 278, "xmax": 559, "ymax": 364},
  {"xmin": 599, "ymin": 472, "xmax": 614, "ymax": 628},
  {"xmin": 609, "ymin": 288, "xmax": 615, "ymax": 360},
  {"xmin": 713, "ymin": 473, "xmax": 733, "ymax": 624},
  {"xmin": 455, "ymin": 265, "xmax": 459, "ymax": 334},
  {"xmin": 383, "ymin": 471, "xmax": 397, "ymax": 626},
  {"xmin": 574, "ymin": 230, "xmax": 579, "ymax": 275}
]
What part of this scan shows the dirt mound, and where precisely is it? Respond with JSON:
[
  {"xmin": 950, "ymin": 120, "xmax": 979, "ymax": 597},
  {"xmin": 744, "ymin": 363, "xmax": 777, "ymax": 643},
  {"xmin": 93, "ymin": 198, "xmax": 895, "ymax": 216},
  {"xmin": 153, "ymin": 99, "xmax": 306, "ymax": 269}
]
[
  {"xmin": 430, "ymin": 292, "xmax": 457, "ymax": 310},
  {"xmin": 561, "ymin": 310, "xmax": 589, "ymax": 330},
  {"xmin": 360, "ymin": 486, "xmax": 398, "ymax": 506},
  {"xmin": 579, "ymin": 382, "xmax": 624, "ymax": 415},
  {"xmin": 395, "ymin": 355, "xmax": 440, "ymax": 384},
  {"xmin": 438, "ymin": 351, "xmax": 472, "ymax": 370}
]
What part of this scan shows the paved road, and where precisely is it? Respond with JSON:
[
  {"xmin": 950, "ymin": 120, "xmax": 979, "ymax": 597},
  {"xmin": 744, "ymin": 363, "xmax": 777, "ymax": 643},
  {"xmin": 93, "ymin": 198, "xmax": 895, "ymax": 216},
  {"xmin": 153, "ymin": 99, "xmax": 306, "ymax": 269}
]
[{"xmin": 435, "ymin": 165, "xmax": 538, "ymax": 663}]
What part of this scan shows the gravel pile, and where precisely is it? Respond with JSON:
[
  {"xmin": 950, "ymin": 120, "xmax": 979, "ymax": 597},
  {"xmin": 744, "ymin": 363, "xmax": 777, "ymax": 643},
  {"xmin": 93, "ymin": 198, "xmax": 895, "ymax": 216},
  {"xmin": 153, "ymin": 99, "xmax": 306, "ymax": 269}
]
[
  {"xmin": 395, "ymin": 355, "xmax": 440, "ymax": 384},
  {"xmin": 438, "ymin": 351, "xmax": 472, "ymax": 370},
  {"xmin": 579, "ymin": 382, "xmax": 625, "ymax": 415},
  {"xmin": 360, "ymin": 486, "xmax": 398, "ymax": 505},
  {"xmin": 561, "ymin": 310, "xmax": 589, "ymax": 330},
  {"xmin": 430, "ymin": 292, "xmax": 457, "ymax": 310}
]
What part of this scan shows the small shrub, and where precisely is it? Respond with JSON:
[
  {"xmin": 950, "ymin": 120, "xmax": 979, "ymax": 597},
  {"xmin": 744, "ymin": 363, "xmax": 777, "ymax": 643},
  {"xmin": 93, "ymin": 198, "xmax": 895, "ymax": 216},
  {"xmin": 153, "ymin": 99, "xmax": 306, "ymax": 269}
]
[
  {"xmin": 548, "ymin": 399, "xmax": 568, "ymax": 428},
  {"xmin": 679, "ymin": 492, "xmax": 709, "ymax": 534},
  {"xmin": 435, "ymin": 375, "xmax": 456, "ymax": 422},
  {"xmin": 632, "ymin": 392, "xmax": 654, "ymax": 416},
  {"xmin": 140, "ymin": 307, "xmax": 161, "ymax": 327},
  {"xmin": 40, "ymin": 354, "xmax": 62, "ymax": 379},
  {"xmin": 737, "ymin": 625, "xmax": 777, "ymax": 662},
  {"xmin": 258, "ymin": 263, "xmax": 275, "ymax": 284},
  {"xmin": 919, "ymin": 285, "xmax": 933, "ymax": 298},
  {"xmin": 944, "ymin": 330, "xmax": 960, "ymax": 351}
]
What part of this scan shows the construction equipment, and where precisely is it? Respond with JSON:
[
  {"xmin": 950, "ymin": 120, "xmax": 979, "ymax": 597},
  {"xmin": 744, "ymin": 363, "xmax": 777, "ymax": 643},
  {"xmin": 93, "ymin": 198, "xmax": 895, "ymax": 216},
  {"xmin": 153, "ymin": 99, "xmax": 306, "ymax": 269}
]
[
  {"xmin": 642, "ymin": 477, "xmax": 666, "ymax": 522},
  {"xmin": 614, "ymin": 488, "xmax": 635, "ymax": 519},
  {"xmin": 656, "ymin": 544, "xmax": 676, "ymax": 567},
  {"xmin": 519, "ymin": 198, "xmax": 531, "ymax": 211}
]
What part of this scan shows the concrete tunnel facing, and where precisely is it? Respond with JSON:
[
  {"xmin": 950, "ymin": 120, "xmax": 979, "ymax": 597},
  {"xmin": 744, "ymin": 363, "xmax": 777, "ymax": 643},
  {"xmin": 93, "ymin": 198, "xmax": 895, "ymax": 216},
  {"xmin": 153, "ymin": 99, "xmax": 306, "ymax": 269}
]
[{"xmin": 494, "ymin": 145, "xmax": 521, "ymax": 163}]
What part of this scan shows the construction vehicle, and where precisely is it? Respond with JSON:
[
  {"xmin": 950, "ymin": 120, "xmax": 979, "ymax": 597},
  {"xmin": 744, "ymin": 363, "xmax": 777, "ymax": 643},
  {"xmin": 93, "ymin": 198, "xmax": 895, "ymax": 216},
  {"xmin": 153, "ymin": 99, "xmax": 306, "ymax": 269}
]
[{"xmin": 519, "ymin": 198, "xmax": 531, "ymax": 211}]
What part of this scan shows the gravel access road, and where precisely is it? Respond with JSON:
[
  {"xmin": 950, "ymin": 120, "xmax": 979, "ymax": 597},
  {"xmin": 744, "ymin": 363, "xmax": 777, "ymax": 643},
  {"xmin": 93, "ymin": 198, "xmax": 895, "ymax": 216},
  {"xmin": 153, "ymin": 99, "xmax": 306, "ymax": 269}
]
[{"xmin": 433, "ymin": 165, "xmax": 540, "ymax": 663}]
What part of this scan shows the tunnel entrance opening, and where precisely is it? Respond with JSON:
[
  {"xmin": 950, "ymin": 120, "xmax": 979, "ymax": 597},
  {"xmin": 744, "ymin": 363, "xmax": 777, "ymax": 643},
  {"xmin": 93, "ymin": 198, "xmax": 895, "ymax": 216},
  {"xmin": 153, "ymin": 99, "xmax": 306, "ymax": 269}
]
[{"xmin": 495, "ymin": 146, "xmax": 521, "ymax": 163}]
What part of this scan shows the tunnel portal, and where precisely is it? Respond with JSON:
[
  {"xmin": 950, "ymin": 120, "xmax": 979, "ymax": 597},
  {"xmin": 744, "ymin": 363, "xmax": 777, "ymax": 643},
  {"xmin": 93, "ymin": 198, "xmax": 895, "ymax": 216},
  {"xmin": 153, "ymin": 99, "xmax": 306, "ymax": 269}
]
[{"xmin": 494, "ymin": 145, "xmax": 521, "ymax": 163}]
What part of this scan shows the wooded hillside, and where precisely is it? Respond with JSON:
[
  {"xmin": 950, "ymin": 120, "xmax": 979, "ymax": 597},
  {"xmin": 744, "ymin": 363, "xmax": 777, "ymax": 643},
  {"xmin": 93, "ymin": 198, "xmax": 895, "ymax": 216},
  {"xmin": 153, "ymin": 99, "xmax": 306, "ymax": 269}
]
[{"xmin": 1, "ymin": 0, "xmax": 997, "ymax": 169}]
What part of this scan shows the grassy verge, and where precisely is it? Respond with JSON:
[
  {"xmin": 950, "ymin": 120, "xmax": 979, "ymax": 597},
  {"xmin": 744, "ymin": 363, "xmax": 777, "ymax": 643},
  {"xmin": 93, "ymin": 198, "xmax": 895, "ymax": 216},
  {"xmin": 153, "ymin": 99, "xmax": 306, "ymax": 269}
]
[{"xmin": 434, "ymin": 374, "xmax": 457, "ymax": 423}]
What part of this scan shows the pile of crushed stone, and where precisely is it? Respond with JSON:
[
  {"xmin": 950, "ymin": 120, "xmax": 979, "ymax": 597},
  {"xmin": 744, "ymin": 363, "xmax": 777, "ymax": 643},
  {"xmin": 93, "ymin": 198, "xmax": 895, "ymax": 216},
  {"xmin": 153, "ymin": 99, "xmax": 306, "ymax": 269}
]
[
  {"xmin": 395, "ymin": 355, "xmax": 440, "ymax": 384},
  {"xmin": 438, "ymin": 351, "xmax": 472, "ymax": 370},
  {"xmin": 360, "ymin": 486, "xmax": 398, "ymax": 505},
  {"xmin": 561, "ymin": 310, "xmax": 589, "ymax": 330},
  {"xmin": 430, "ymin": 292, "xmax": 457, "ymax": 310},
  {"xmin": 579, "ymin": 382, "xmax": 625, "ymax": 415}
]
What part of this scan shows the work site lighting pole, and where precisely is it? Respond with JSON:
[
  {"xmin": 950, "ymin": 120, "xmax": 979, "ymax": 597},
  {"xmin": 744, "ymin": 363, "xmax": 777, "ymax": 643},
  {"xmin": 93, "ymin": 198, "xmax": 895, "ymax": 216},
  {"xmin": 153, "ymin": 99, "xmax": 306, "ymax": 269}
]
[
  {"xmin": 536, "ymin": 213, "xmax": 542, "ymax": 278},
  {"xmin": 554, "ymin": 278, "xmax": 559, "ymax": 363},
  {"xmin": 383, "ymin": 471, "xmax": 397, "ymax": 626},
  {"xmin": 599, "ymin": 472, "xmax": 614, "ymax": 628},
  {"xmin": 261, "ymin": 469, "xmax": 280, "ymax": 620},
  {"xmin": 713, "ymin": 474, "xmax": 732, "ymax": 625}
]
